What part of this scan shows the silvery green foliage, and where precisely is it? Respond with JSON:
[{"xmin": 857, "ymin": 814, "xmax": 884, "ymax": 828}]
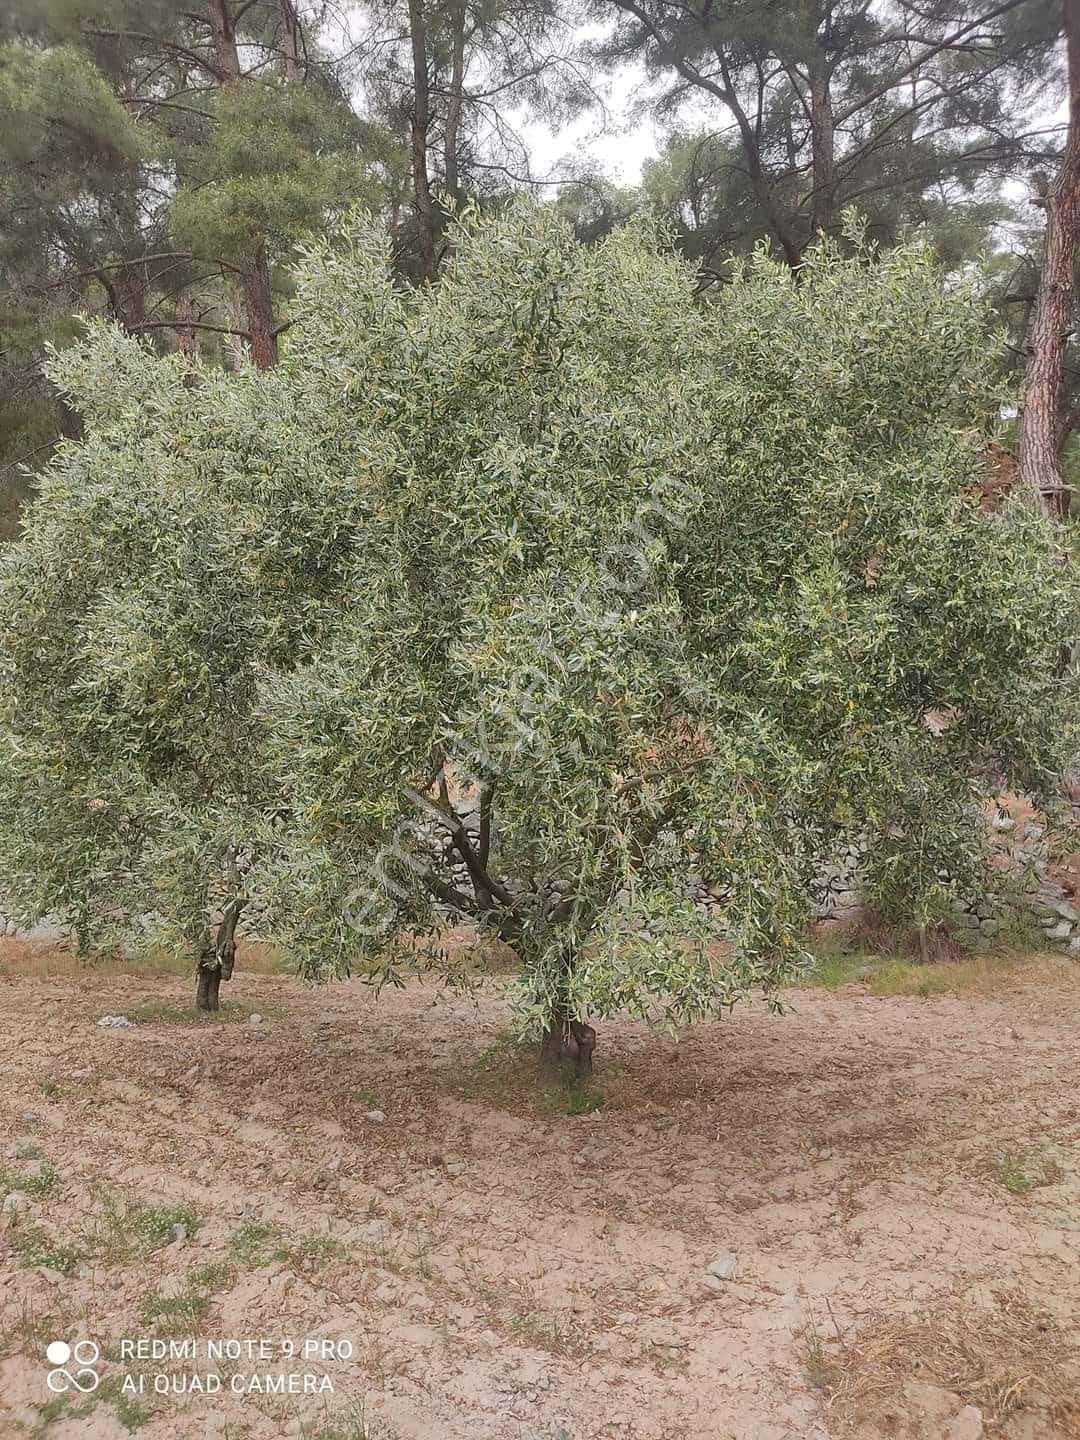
[{"xmin": 0, "ymin": 204, "xmax": 1075, "ymax": 1032}]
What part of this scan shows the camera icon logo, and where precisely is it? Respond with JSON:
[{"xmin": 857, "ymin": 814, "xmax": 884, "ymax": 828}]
[{"xmin": 46, "ymin": 1339, "xmax": 100, "ymax": 1393}]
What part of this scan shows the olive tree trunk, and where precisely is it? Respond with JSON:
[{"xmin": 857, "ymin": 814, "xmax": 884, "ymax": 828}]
[
  {"xmin": 194, "ymin": 897, "xmax": 246, "ymax": 1011},
  {"xmin": 536, "ymin": 948, "xmax": 596, "ymax": 1080}
]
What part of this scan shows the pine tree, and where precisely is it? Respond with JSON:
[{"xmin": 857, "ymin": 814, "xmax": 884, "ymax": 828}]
[{"xmin": 591, "ymin": 0, "xmax": 1061, "ymax": 263}]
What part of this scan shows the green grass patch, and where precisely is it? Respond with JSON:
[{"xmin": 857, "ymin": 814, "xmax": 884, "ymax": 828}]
[
  {"xmin": 802, "ymin": 941, "xmax": 1039, "ymax": 998},
  {"xmin": 448, "ymin": 1034, "xmax": 535, "ymax": 1101},
  {"xmin": 138, "ymin": 1290, "xmax": 209, "ymax": 1331},
  {"xmin": 97, "ymin": 1376, "xmax": 154, "ymax": 1433},
  {"xmin": 0, "ymin": 1298, "xmax": 80, "ymax": 1354},
  {"xmin": 230, "ymin": 1221, "xmax": 349, "ymax": 1273},
  {"xmin": 802, "ymin": 947, "xmax": 879, "ymax": 989},
  {"xmin": 83, "ymin": 1191, "xmax": 200, "ymax": 1263},
  {"xmin": 994, "ymin": 1148, "xmax": 1064, "ymax": 1197},
  {"xmin": 8, "ymin": 1224, "xmax": 80, "ymax": 1274},
  {"xmin": 443, "ymin": 1033, "xmax": 612, "ymax": 1119},
  {"xmin": 29, "ymin": 1393, "xmax": 96, "ymax": 1433},
  {"xmin": 229, "ymin": 1220, "xmax": 282, "ymax": 1267},
  {"xmin": 0, "ymin": 1160, "xmax": 58, "ymax": 1198},
  {"xmin": 113, "ymin": 1390, "xmax": 153, "ymax": 1433},
  {"xmin": 136, "ymin": 1252, "xmax": 236, "ymax": 1335},
  {"xmin": 802, "ymin": 1320, "xmax": 838, "ymax": 1391},
  {"xmin": 188, "ymin": 1259, "xmax": 235, "ymax": 1291},
  {"xmin": 549, "ymin": 1086, "xmax": 605, "ymax": 1116},
  {"xmin": 278, "ymin": 1234, "xmax": 350, "ymax": 1272}
]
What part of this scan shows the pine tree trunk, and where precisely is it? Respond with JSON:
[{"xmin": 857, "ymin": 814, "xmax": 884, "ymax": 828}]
[
  {"xmin": 407, "ymin": 0, "xmax": 437, "ymax": 280},
  {"xmin": 279, "ymin": 0, "xmax": 301, "ymax": 80},
  {"xmin": 240, "ymin": 242, "xmax": 278, "ymax": 369},
  {"xmin": 444, "ymin": 0, "xmax": 466, "ymax": 201},
  {"xmin": 207, "ymin": 0, "xmax": 279, "ymax": 367},
  {"xmin": 175, "ymin": 295, "xmax": 197, "ymax": 359},
  {"xmin": 809, "ymin": 62, "xmax": 835, "ymax": 237},
  {"xmin": 1017, "ymin": 0, "xmax": 1080, "ymax": 520}
]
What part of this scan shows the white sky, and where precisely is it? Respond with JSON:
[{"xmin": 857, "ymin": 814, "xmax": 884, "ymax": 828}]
[
  {"xmin": 333, "ymin": 4, "xmax": 664, "ymax": 187},
  {"xmin": 515, "ymin": 64, "xmax": 662, "ymax": 185},
  {"xmin": 331, "ymin": 6, "xmax": 1067, "ymax": 206}
]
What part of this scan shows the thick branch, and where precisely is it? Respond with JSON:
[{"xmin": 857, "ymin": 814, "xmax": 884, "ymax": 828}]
[
  {"xmin": 404, "ymin": 783, "xmax": 516, "ymax": 908},
  {"xmin": 129, "ymin": 319, "xmax": 252, "ymax": 338}
]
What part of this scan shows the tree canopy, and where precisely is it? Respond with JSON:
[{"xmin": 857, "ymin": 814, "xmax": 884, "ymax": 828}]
[{"xmin": 0, "ymin": 205, "xmax": 1075, "ymax": 1059}]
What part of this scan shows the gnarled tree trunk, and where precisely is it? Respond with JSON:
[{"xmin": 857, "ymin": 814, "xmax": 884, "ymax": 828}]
[
  {"xmin": 539, "ymin": 1017, "xmax": 597, "ymax": 1080},
  {"xmin": 537, "ymin": 949, "xmax": 596, "ymax": 1080},
  {"xmin": 194, "ymin": 899, "xmax": 246, "ymax": 1011}
]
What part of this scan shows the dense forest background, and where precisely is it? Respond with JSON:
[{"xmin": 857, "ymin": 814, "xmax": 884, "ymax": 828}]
[{"xmin": 0, "ymin": 0, "xmax": 1071, "ymax": 538}]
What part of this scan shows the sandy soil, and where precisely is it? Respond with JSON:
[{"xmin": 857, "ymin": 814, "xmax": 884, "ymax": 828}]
[{"xmin": 1, "ymin": 949, "xmax": 1079, "ymax": 1440}]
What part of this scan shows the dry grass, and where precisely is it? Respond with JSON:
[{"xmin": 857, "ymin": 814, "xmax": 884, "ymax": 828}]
[
  {"xmin": 0, "ymin": 936, "xmax": 286, "ymax": 980},
  {"xmin": 818, "ymin": 1290, "xmax": 1080, "ymax": 1435},
  {"xmin": 804, "ymin": 939, "xmax": 1076, "ymax": 999}
]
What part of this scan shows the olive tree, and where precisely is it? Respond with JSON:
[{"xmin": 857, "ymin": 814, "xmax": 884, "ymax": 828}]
[
  {"xmin": 0, "ymin": 204, "xmax": 1075, "ymax": 1063},
  {"xmin": 0, "ymin": 329, "xmax": 274, "ymax": 1004}
]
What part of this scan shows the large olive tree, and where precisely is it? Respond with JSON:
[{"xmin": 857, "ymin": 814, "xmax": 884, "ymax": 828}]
[{"xmin": 0, "ymin": 205, "xmax": 1075, "ymax": 1063}]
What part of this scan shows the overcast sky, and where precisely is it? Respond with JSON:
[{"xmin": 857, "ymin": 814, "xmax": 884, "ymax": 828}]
[{"xmin": 515, "ymin": 63, "xmax": 662, "ymax": 185}]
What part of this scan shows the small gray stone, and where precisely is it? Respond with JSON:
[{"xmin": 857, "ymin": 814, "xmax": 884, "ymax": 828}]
[
  {"xmin": 707, "ymin": 1252, "xmax": 738, "ymax": 1281},
  {"xmin": 1046, "ymin": 921, "xmax": 1072, "ymax": 942},
  {"xmin": 365, "ymin": 1110, "xmax": 386, "ymax": 1124},
  {"xmin": 445, "ymin": 1161, "xmax": 467, "ymax": 1177},
  {"xmin": 168, "ymin": 1222, "xmax": 188, "ymax": 1244},
  {"xmin": 248, "ymin": 1012, "xmax": 263, "ymax": 1026}
]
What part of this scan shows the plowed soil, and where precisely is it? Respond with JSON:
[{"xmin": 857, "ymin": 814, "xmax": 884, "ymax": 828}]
[{"xmin": 1, "ymin": 946, "xmax": 1079, "ymax": 1440}]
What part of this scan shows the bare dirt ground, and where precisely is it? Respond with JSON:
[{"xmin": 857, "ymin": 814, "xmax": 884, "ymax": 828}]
[{"xmin": 1, "ymin": 945, "xmax": 1079, "ymax": 1440}]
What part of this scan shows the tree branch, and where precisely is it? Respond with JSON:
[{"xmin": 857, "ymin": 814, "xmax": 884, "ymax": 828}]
[
  {"xmin": 404, "ymin": 784, "xmax": 515, "ymax": 909},
  {"xmin": 129, "ymin": 319, "xmax": 252, "ymax": 338}
]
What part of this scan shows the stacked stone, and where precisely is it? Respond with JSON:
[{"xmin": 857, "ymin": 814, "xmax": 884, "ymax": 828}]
[
  {"xmin": 4, "ymin": 795, "xmax": 1079, "ymax": 955},
  {"xmin": 810, "ymin": 838, "xmax": 867, "ymax": 921}
]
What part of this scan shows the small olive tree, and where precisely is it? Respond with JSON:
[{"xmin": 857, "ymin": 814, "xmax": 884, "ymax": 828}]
[
  {"xmin": 0, "ymin": 329, "xmax": 270, "ymax": 1004},
  {"xmin": 0, "ymin": 205, "xmax": 1075, "ymax": 1061}
]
